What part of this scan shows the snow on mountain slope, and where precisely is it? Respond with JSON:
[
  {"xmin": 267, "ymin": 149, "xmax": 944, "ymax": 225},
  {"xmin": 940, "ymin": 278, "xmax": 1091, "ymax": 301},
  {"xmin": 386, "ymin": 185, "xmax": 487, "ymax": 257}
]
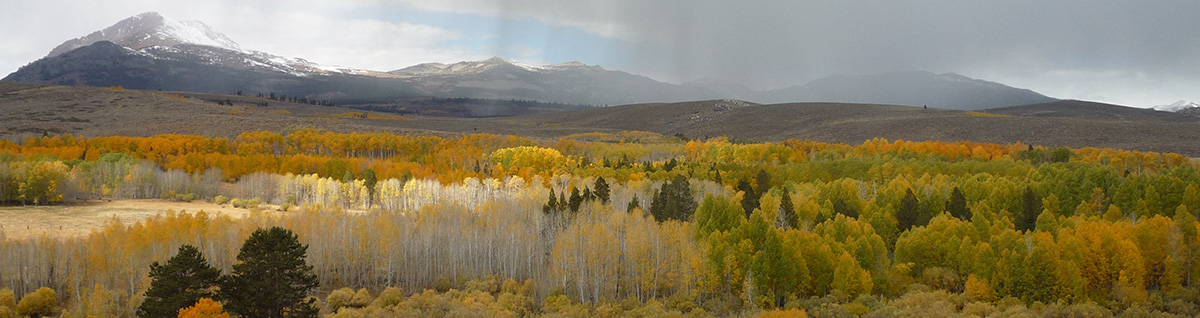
[
  {"xmin": 45, "ymin": 12, "xmax": 380, "ymax": 78},
  {"xmin": 390, "ymin": 57, "xmax": 601, "ymax": 76},
  {"xmin": 1153, "ymin": 100, "xmax": 1200, "ymax": 112},
  {"xmin": 48, "ymin": 12, "xmax": 243, "ymax": 57}
]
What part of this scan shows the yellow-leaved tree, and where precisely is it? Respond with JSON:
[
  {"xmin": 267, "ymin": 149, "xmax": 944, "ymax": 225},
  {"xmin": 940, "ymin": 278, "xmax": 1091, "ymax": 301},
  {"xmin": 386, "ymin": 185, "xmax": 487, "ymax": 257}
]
[{"xmin": 178, "ymin": 298, "xmax": 228, "ymax": 318}]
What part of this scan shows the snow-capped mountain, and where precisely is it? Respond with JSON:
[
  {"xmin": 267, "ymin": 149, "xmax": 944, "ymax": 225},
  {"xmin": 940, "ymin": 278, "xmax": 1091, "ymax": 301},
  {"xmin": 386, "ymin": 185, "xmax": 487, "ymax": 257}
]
[
  {"xmin": 3, "ymin": 12, "xmax": 1060, "ymax": 109},
  {"xmin": 43, "ymin": 12, "xmax": 375, "ymax": 77},
  {"xmin": 391, "ymin": 57, "xmax": 603, "ymax": 76},
  {"xmin": 387, "ymin": 57, "xmax": 717, "ymax": 105},
  {"xmin": 1153, "ymin": 100, "xmax": 1200, "ymax": 112},
  {"xmin": 48, "ymin": 12, "xmax": 243, "ymax": 57}
]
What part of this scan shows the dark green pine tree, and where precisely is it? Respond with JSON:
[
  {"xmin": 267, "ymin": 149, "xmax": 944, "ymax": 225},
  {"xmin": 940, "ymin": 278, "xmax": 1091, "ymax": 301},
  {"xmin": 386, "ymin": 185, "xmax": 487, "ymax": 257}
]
[
  {"xmin": 778, "ymin": 192, "xmax": 798, "ymax": 230},
  {"xmin": 897, "ymin": 189, "xmax": 920, "ymax": 232},
  {"xmin": 568, "ymin": 187, "xmax": 583, "ymax": 212},
  {"xmin": 755, "ymin": 169, "xmax": 772, "ymax": 196},
  {"xmin": 220, "ymin": 227, "xmax": 319, "ymax": 318},
  {"xmin": 833, "ymin": 199, "xmax": 859, "ymax": 219},
  {"xmin": 627, "ymin": 194, "xmax": 641, "ymax": 213},
  {"xmin": 1018, "ymin": 186, "xmax": 1042, "ymax": 232},
  {"xmin": 137, "ymin": 244, "xmax": 221, "ymax": 318},
  {"xmin": 650, "ymin": 175, "xmax": 697, "ymax": 222},
  {"xmin": 594, "ymin": 177, "xmax": 611, "ymax": 204},
  {"xmin": 543, "ymin": 188, "xmax": 559, "ymax": 214},
  {"xmin": 362, "ymin": 169, "xmax": 378, "ymax": 206},
  {"xmin": 947, "ymin": 187, "xmax": 971, "ymax": 221},
  {"xmin": 583, "ymin": 187, "xmax": 596, "ymax": 202},
  {"xmin": 737, "ymin": 178, "xmax": 758, "ymax": 218}
]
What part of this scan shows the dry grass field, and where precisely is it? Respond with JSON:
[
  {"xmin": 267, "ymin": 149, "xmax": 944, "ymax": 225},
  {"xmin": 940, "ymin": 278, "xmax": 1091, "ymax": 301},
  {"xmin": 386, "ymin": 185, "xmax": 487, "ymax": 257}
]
[{"xmin": 0, "ymin": 199, "xmax": 253, "ymax": 240}]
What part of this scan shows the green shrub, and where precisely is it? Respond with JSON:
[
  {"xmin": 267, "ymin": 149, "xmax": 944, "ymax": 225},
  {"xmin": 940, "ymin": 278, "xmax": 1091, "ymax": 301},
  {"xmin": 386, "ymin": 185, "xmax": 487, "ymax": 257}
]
[{"xmin": 213, "ymin": 195, "xmax": 230, "ymax": 205}]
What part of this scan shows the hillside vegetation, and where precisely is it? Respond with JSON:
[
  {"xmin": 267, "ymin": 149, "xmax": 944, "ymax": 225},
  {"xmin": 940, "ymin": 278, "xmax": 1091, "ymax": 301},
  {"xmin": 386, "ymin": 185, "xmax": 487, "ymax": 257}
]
[
  {"xmin": 1, "ymin": 131, "xmax": 1199, "ymax": 317},
  {"xmin": 6, "ymin": 84, "xmax": 1200, "ymax": 157}
]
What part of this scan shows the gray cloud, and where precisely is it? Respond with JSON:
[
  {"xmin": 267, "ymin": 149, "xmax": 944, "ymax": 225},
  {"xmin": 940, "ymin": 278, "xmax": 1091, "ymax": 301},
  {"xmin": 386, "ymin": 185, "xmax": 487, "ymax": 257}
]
[{"xmin": 401, "ymin": 0, "xmax": 1200, "ymax": 106}]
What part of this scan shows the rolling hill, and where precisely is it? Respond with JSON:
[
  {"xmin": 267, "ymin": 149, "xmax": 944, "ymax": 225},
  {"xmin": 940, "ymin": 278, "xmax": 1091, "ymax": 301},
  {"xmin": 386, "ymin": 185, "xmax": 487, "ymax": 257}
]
[{"xmin": 2, "ymin": 83, "xmax": 1198, "ymax": 157}]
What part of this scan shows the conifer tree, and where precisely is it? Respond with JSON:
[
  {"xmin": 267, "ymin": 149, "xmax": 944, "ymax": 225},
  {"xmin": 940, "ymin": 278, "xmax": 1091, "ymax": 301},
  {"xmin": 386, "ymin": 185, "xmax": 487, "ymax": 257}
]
[
  {"xmin": 947, "ymin": 187, "xmax": 970, "ymax": 220},
  {"xmin": 362, "ymin": 169, "xmax": 377, "ymax": 206},
  {"xmin": 543, "ymin": 188, "xmax": 559, "ymax": 214},
  {"xmin": 897, "ymin": 189, "xmax": 920, "ymax": 231},
  {"xmin": 778, "ymin": 192, "xmax": 798, "ymax": 230},
  {"xmin": 1018, "ymin": 186, "xmax": 1041, "ymax": 232},
  {"xmin": 737, "ymin": 178, "xmax": 758, "ymax": 218},
  {"xmin": 138, "ymin": 245, "xmax": 221, "ymax": 318},
  {"xmin": 220, "ymin": 227, "xmax": 319, "ymax": 318},
  {"xmin": 650, "ymin": 175, "xmax": 696, "ymax": 221},
  {"xmin": 568, "ymin": 187, "xmax": 583, "ymax": 212},
  {"xmin": 593, "ymin": 176, "xmax": 610, "ymax": 204}
]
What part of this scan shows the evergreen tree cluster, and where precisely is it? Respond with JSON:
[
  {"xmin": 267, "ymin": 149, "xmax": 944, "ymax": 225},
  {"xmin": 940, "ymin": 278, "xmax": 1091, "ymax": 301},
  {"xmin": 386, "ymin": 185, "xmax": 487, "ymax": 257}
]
[
  {"xmin": 544, "ymin": 177, "xmax": 611, "ymax": 215},
  {"xmin": 138, "ymin": 227, "xmax": 319, "ymax": 318},
  {"xmin": 650, "ymin": 175, "xmax": 696, "ymax": 222},
  {"xmin": 258, "ymin": 92, "xmax": 336, "ymax": 106}
]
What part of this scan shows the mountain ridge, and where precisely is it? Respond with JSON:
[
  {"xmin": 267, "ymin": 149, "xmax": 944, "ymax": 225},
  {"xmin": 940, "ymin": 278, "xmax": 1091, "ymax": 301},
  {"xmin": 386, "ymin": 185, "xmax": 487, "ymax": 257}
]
[{"xmin": 8, "ymin": 12, "xmax": 1061, "ymax": 110}]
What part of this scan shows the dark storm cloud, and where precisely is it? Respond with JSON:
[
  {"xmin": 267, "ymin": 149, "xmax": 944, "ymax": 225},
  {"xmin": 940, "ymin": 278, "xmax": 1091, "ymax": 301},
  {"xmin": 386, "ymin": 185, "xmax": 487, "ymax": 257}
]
[
  {"xmin": 401, "ymin": 0, "xmax": 1200, "ymax": 105},
  {"xmin": 591, "ymin": 0, "xmax": 1200, "ymax": 89}
]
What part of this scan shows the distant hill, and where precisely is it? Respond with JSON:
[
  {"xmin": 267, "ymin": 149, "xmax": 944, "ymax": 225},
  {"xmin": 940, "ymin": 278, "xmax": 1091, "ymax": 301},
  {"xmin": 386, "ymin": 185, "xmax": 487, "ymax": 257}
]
[
  {"xmin": 757, "ymin": 71, "xmax": 1057, "ymax": 110},
  {"xmin": 4, "ymin": 83, "xmax": 1197, "ymax": 157},
  {"xmin": 985, "ymin": 100, "xmax": 1200, "ymax": 122},
  {"xmin": 514, "ymin": 99, "xmax": 1200, "ymax": 156},
  {"xmin": 5, "ymin": 12, "xmax": 1058, "ymax": 110}
]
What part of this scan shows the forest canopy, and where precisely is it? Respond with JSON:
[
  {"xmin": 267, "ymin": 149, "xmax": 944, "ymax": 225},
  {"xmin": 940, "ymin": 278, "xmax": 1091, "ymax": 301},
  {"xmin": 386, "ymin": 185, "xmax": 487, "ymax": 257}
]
[{"xmin": 1, "ymin": 130, "xmax": 1198, "ymax": 317}]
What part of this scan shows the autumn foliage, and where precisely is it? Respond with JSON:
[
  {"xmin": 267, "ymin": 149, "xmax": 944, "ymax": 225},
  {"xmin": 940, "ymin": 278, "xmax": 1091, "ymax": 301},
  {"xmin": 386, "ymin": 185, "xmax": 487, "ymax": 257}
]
[
  {"xmin": 1, "ymin": 130, "xmax": 1200, "ymax": 316},
  {"xmin": 177, "ymin": 298, "xmax": 228, "ymax": 318}
]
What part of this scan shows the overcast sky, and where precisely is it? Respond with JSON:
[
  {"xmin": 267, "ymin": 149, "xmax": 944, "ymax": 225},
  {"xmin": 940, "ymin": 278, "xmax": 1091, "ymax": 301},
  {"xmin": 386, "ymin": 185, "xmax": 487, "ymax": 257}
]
[{"xmin": 3, "ymin": 0, "xmax": 1198, "ymax": 107}]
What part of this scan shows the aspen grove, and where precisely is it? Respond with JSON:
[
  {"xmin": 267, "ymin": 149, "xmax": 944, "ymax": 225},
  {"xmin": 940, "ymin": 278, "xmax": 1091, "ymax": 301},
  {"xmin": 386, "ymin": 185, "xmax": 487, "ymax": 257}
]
[{"xmin": 2, "ymin": 131, "xmax": 1200, "ymax": 317}]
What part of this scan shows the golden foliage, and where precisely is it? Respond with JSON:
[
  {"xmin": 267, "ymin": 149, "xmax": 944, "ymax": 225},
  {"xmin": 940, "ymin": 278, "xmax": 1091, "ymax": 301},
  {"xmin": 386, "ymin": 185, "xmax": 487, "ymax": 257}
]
[
  {"xmin": 757, "ymin": 308, "xmax": 807, "ymax": 318},
  {"xmin": 964, "ymin": 111, "xmax": 1010, "ymax": 118},
  {"xmin": 177, "ymin": 298, "xmax": 228, "ymax": 318},
  {"xmin": 15, "ymin": 287, "xmax": 57, "ymax": 318}
]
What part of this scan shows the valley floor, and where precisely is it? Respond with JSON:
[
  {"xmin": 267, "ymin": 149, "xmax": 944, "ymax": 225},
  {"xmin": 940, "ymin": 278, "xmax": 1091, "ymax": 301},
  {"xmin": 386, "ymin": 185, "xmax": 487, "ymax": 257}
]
[{"xmin": 0, "ymin": 199, "xmax": 252, "ymax": 240}]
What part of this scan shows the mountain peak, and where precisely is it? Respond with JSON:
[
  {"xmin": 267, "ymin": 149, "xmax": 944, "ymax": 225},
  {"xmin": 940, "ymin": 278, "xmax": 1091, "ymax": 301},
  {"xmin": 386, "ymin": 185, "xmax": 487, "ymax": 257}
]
[
  {"xmin": 1154, "ymin": 100, "xmax": 1200, "ymax": 112},
  {"xmin": 47, "ymin": 11, "xmax": 243, "ymax": 57},
  {"xmin": 481, "ymin": 56, "xmax": 512, "ymax": 64}
]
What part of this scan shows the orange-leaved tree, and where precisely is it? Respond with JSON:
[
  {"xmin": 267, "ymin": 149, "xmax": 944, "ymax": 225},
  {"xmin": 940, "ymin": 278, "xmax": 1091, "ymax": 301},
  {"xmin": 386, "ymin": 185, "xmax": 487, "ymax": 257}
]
[{"xmin": 178, "ymin": 298, "xmax": 228, "ymax": 318}]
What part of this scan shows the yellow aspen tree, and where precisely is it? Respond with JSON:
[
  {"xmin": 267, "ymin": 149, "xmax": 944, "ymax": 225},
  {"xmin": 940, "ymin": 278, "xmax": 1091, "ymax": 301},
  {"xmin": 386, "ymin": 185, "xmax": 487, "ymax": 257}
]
[{"xmin": 177, "ymin": 298, "xmax": 228, "ymax": 318}]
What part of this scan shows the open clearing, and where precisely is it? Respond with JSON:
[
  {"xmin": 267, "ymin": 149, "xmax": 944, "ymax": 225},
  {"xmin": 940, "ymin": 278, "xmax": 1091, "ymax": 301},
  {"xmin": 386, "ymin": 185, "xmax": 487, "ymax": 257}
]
[{"xmin": 0, "ymin": 199, "xmax": 253, "ymax": 240}]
